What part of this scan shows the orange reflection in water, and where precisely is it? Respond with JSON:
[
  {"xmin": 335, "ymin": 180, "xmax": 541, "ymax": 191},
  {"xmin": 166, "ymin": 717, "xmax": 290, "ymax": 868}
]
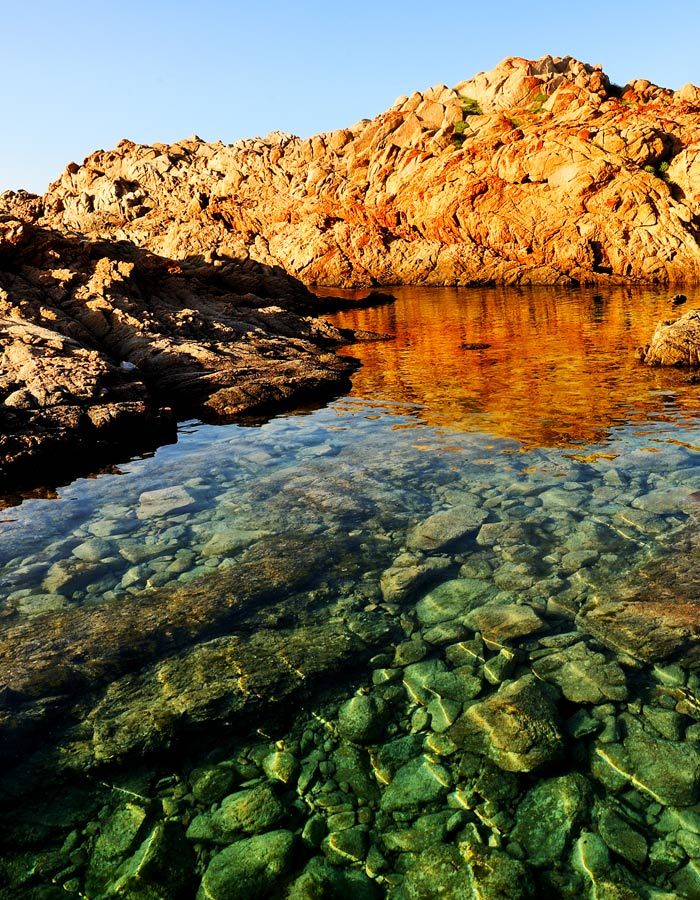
[{"xmin": 327, "ymin": 286, "xmax": 700, "ymax": 448}]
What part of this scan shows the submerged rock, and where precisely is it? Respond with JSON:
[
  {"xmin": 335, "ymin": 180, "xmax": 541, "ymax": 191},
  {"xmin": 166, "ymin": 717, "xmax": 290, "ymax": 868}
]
[
  {"xmin": 593, "ymin": 730, "xmax": 700, "ymax": 806},
  {"xmin": 532, "ymin": 640, "xmax": 628, "ymax": 703},
  {"xmin": 407, "ymin": 504, "xmax": 488, "ymax": 552},
  {"xmin": 338, "ymin": 694, "xmax": 390, "ymax": 745},
  {"xmin": 380, "ymin": 756, "xmax": 452, "ymax": 811},
  {"xmin": 196, "ymin": 829, "xmax": 294, "ymax": 900},
  {"xmin": 511, "ymin": 774, "xmax": 592, "ymax": 866},
  {"xmin": 450, "ymin": 675, "xmax": 564, "ymax": 772}
]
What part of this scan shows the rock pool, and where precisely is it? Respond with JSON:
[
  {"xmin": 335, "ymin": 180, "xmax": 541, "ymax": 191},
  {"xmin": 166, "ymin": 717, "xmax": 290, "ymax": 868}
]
[{"xmin": 1, "ymin": 286, "xmax": 700, "ymax": 898}]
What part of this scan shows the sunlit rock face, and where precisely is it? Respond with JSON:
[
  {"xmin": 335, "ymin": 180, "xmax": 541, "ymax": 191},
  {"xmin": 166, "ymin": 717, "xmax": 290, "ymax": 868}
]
[
  {"xmin": 639, "ymin": 308, "xmax": 700, "ymax": 366},
  {"xmin": 28, "ymin": 55, "xmax": 700, "ymax": 287}
]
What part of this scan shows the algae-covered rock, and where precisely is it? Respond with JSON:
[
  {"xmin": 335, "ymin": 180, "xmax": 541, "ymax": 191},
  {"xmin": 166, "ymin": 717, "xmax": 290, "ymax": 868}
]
[
  {"xmin": 106, "ymin": 821, "xmax": 195, "ymax": 899},
  {"xmin": 288, "ymin": 855, "xmax": 379, "ymax": 899},
  {"xmin": 85, "ymin": 803, "xmax": 149, "ymax": 895},
  {"xmin": 333, "ymin": 743, "xmax": 380, "ymax": 802},
  {"xmin": 415, "ymin": 578, "xmax": 493, "ymax": 626},
  {"xmin": 373, "ymin": 735, "xmax": 425, "ymax": 782},
  {"xmin": 187, "ymin": 784, "xmax": 284, "ymax": 842},
  {"xmin": 190, "ymin": 765, "xmax": 236, "ymax": 805},
  {"xmin": 597, "ymin": 805, "xmax": 647, "ymax": 866},
  {"xmin": 450, "ymin": 675, "xmax": 563, "ymax": 772},
  {"xmin": 511, "ymin": 774, "xmax": 592, "ymax": 866},
  {"xmin": 464, "ymin": 603, "xmax": 544, "ymax": 643},
  {"xmin": 337, "ymin": 693, "xmax": 391, "ymax": 745},
  {"xmin": 407, "ymin": 504, "xmax": 488, "ymax": 552},
  {"xmin": 380, "ymin": 756, "xmax": 452, "ymax": 812},
  {"xmin": 196, "ymin": 829, "xmax": 294, "ymax": 900},
  {"xmin": 262, "ymin": 750, "xmax": 298, "ymax": 784},
  {"xmin": 532, "ymin": 640, "xmax": 628, "ymax": 703},
  {"xmin": 380, "ymin": 554, "xmax": 451, "ymax": 603},
  {"xmin": 321, "ymin": 826, "xmax": 368, "ymax": 865},
  {"xmin": 592, "ymin": 731, "xmax": 700, "ymax": 807},
  {"xmin": 461, "ymin": 843, "xmax": 534, "ymax": 899},
  {"xmin": 388, "ymin": 846, "xmax": 472, "ymax": 899}
]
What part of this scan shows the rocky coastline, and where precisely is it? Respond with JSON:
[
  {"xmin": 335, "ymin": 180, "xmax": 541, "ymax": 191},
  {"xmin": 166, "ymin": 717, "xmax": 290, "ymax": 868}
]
[
  {"xmin": 0, "ymin": 214, "xmax": 392, "ymax": 493},
  {"xmin": 5, "ymin": 53, "xmax": 700, "ymax": 490}
]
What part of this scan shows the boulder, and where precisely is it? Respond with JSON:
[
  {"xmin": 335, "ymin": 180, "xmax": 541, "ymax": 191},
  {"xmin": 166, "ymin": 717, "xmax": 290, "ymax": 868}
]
[{"xmin": 450, "ymin": 675, "xmax": 564, "ymax": 772}]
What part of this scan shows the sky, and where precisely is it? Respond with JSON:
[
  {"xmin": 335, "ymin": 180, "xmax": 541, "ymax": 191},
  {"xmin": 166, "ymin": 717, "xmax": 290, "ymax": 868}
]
[{"xmin": 3, "ymin": 0, "xmax": 700, "ymax": 194}]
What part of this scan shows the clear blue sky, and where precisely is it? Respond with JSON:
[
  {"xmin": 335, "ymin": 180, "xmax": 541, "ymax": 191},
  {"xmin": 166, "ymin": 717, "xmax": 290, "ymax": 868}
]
[{"xmin": 4, "ymin": 0, "xmax": 700, "ymax": 194}]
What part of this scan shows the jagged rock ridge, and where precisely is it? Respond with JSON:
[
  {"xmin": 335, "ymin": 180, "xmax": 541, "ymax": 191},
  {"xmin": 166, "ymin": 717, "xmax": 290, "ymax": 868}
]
[{"xmin": 25, "ymin": 54, "xmax": 700, "ymax": 287}]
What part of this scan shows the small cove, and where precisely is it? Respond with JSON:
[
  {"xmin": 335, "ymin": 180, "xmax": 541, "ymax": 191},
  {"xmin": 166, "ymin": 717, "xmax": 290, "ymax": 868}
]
[{"xmin": 2, "ymin": 286, "xmax": 700, "ymax": 898}]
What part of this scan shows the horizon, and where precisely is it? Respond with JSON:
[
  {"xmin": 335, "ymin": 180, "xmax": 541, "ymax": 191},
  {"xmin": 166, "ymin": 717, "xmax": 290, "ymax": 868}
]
[{"xmin": 4, "ymin": 0, "xmax": 700, "ymax": 195}]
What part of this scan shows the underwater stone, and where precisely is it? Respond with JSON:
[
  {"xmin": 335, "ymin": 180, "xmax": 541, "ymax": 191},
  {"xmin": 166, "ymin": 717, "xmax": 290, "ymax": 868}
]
[
  {"xmin": 337, "ymin": 694, "xmax": 390, "ymax": 745},
  {"xmin": 388, "ymin": 845, "xmax": 472, "ymax": 899},
  {"xmin": 196, "ymin": 829, "xmax": 294, "ymax": 900},
  {"xmin": 322, "ymin": 825, "xmax": 368, "ymax": 865},
  {"xmin": 483, "ymin": 648, "xmax": 516, "ymax": 685},
  {"xmin": 374, "ymin": 735, "xmax": 425, "ymax": 782},
  {"xmin": 137, "ymin": 486, "xmax": 194, "ymax": 519},
  {"xmin": 511, "ymin": 773, "xmax": 592, "ymax": 867},
  {"xmin": 450, "ymin": 675, "xmax": 563, "ymax": 773},
  {"xmin": 415, "ymin": 578, "xmax": 493, "ymax": 626},
  {"xmin": 201, "ymin": 529, "xmax": 268, "ymax": 557},
  {"xmin": 262, "ymin": 750, "xmax": 298, "ymax": 784},
  {"xmin": 532, "ymin": 641, "xmax": 628, "ymax": 703},
  {"xmin": 560, "ymin": 549, "xmax": 598, "ymax": 574},
  {"xmin": 380, "ymin": 554, "xmax": 451, "ymax": 602},
  {"xmin": 190, "ymin": 765, "xmax": 236, "ymax": 805},
  {"xmin": 648, "ymin": 838, "xmax": 686, "ymax": 876},
  {"xmin": 511, "ymin": 774, "xmax": 592, "ymax": 867},
  {"xmin": 461, "ymin": 843, "xmax": 534, "ymax": 900},
  {"xmin": 301, "ymin": 815, "xmax": 327, "ymax": 849},
  {"xmin": 393, "ymin": 638, "xmax": 428, "ymax": 666},
  {"xmin": 427, "ymin": 697, "xmax": 462, "ymax": 733},
  {"xmin": 464, "ymin": 603, "xmax": 543, "ymax": 643},
  {"xmin": 592, "ymin": 732, "xmax": 700, "ymax": 807},
  {"xmin": 288, "ymin": 856, "xmax": 379, "ymax": 899},
  {"xmin": 106, "ymin": 822, "xmax": 194, "ymax": 899},
  {"xmin": 597, "ymin": 805, "xmax": 647, "ymax": 866},
  {"xmin": 406, "ymin": 504, "xmax": 488, "ymax": 552},
  {"xmin": 673, "ymin": 861, "xmax": 700, "ymax": 898},
  {"xmin": 380, "ymin": 756, "xmax": 452, "ymax": 812},
  {"xmin": 576, "ymin": 596, "xmax": 700, "ymax": 664},
  {"xmin": 422, "ymin": 621, "xmax": 468, "ymax": 645},
  {"xmin": 85, "ymin": 803, "xmax": 149, "ymax": 895},
  {"xmin": 571, "ymin": 831, "xmax": 611, "ymax": 881},
  {"xmin": 72, "ymin": 538, "xmax": 113, "ymax": 563},
  {"xmin": 211, "ymin": 784, "xmax": 284, "ymax": 838},
  {"xmin": 333, "ymin": 743, "xmax": 379, "ymax": 802}
]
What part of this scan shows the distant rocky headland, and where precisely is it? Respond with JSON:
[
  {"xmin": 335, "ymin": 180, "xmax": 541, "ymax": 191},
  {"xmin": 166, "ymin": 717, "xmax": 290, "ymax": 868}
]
[{"xmin": 3, "ymin": 54, "xmax": 700, "ymax": 489}]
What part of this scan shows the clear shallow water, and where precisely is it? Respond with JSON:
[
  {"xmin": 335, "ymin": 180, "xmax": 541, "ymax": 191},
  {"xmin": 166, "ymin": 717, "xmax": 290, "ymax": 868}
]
[{"xmin": 2, "ymin": 287, "xmax": 700, "ymax": 899}]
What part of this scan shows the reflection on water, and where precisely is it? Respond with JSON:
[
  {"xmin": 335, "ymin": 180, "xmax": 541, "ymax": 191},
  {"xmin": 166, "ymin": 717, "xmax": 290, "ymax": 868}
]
[
  {"xmin": 1, "ymin": 288, "xmax": 700, "ymax": 899},
  {"xmin": 329, "ymin": 286, "xmax": 698, "ymax": 446}
]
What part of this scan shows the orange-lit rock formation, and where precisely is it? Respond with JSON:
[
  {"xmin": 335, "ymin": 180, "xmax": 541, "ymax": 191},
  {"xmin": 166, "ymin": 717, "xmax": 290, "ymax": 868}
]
[{"xmin": 32, "ymin": 55, "xmax": 700, "ymax": 287}]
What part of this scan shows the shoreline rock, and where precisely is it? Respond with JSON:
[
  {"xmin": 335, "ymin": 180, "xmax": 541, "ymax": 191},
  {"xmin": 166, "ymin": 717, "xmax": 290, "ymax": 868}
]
[
  {"xmin": 638, "ymin": 307, "xmax": 700, "ymax": 366},
  {"xmin": 0, "ymin": 218, "xmax": 389, "ymax": 492}
]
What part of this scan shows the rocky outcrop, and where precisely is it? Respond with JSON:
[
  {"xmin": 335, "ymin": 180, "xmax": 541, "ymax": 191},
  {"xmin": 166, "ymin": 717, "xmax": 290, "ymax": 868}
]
[
  {"xmin": 0, "ymin": 215, "xmax": 364, "ymax": 490},
  {"xmin": 638, "ymin": 307, "xmax": 700, "ymax": 365},
  {"xmin": 29, "ymin": 55, "xmax": 700, "ymax": 287}
]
